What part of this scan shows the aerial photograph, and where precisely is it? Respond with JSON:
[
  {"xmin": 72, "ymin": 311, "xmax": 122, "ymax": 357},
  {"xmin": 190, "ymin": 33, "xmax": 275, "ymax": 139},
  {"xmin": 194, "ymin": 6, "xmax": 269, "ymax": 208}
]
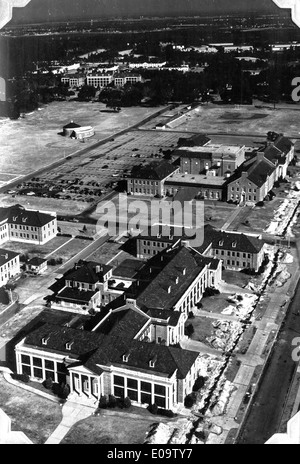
[{"xmin": 1, "ymin": 0, "xmax": 300, "ymax": 449}]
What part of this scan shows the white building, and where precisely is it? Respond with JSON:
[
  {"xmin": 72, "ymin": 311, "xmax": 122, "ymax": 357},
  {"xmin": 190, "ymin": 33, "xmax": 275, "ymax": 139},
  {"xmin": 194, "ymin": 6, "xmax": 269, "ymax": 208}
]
[
  {"xmin": 0, "ymin": 205, "xmax": 57, "ymax": 246},
  {"xmin": 0, "ymin": 249, "xmax": 20, "ymax": 287},
  {"xmin": 86, "ymin": 74, "xmax": 114, "ymax": 88}
]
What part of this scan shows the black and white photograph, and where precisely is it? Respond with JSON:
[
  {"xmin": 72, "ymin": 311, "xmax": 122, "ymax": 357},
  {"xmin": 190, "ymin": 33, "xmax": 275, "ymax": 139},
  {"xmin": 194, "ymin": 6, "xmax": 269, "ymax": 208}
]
[{"xmin": 1, "ymin": 0, "xmax": 300, "ymax": 448}]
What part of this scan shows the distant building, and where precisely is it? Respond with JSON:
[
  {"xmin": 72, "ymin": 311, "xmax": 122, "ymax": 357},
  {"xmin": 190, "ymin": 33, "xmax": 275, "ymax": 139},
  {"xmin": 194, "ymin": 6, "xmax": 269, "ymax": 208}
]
[
  {"xmin": 63, "ymin": 121, "xmax": 94, "ymax": 139},
  {"xmin": 225, "ymin": 133, "xmax": 294, "ymax": 205},
  {"xmin": 0, "ymin": 249, "xmax": 20, "ymax": 287},
  {"xmin": 127, "ymin": 161, "xmax": 180, "ymax": 197},
  {"xmin": 129, "ymin": 61, "xmax": 167, "ymax": 69},
  {"xmin": 114, "ymin": 73, "xmax": 142, "ymax": 87},
  {"xmin": 86, "ymin": 73, "xmax": 114, "ymax": 88},
  {"xmin": 175, "ymin": 144, "xmax": 245, "ymax": 177},
  {"xmin": 61, "ymin": 73, "xmax": 86, "ymax": 87},
  {"xmin": 0, "ymin": 204, "xmax": 57, "ymax": 246}
]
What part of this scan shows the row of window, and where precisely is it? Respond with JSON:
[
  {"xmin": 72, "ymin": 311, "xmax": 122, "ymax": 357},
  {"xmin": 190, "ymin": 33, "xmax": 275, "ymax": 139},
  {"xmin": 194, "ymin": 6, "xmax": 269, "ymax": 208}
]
[
  {"xmin": 0, "ymin": 258, "xmax": 18, "ymax": 270},
  {"xmin": 130, "ymin": 180, "xmax": 159, "ymax": 186},
  {"xmin": 11, "ymin": 232, "xmax": 38, "ymax": 240},
  {"xmin": 10, "ymin": 224, "xmax": 38, "ymax": 231},
  {"xmin": 215, "ymin": 250, "xmax": 252, "ymax": 258},
  {"xmin": 113, "ymin": 375, "xmax": 167, "ymax": 408}
]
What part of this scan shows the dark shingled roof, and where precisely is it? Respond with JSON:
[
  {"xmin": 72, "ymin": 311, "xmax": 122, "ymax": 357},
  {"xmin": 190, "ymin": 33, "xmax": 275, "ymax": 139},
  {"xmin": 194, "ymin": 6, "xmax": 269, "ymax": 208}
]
[
  {"xmin": 0, "ymin": 248, "xmax": 19, "ymax": 266},
  {"xmin": 127, "ymin": 246, "xmax": 214, "ymax": 311},
  {"xmin": 95, "ymin": 308, "xmax": 149, "ymax": 340},
  {"xmin": 63, "ymin": 121, "xmax": 81, "ymax": 129},
  {"xmin": 86, "ymin": 336, "xmax": 199, "ymax": 379},
  {"xmin": 146, "ymin": 308, "xmax": 182, "ymax": 327},
  {"xmin": 56, "ymin": 287, "xmax": 96, "ymax": 304},
  {"xmin": 23, "ymin": 317, "xmax": 198, "ymax": 379},
  {"xmin": 225, "ymin": 154, "xmax": 276, "ymax": 188},
  {"xmin": 0, "ymin": 204, "xmax": 55, "ymax": 228},
  {"xmin": 112, "ymin": 259, "xmax": 145, "ymax": 280},
  {"xmin": 23, "ymin": 323, "xmax": 105, "ymax": 358},
  {"xmin": 27, "ymin": 257, "xmax": 47, "ymax": 266},
  {"xmin": 177, "ymin": 134, "xmax": 211, "ymax": 147},
  {"xmin": 130, "ymin": 161, "xmax": 177, "ymax": 180},
  {"xmin": 195, "ymin": 224, "xmax": 264, "ymax": 255},
  {"xmin": 65, "ymin": 261, "xmax": 112, "ymax": 284}
]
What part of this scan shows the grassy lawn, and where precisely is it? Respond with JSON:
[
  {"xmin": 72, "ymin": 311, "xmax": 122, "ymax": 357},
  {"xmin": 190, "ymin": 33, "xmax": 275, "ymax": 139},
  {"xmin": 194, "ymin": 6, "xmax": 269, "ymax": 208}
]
[
  {"xmin": 187, "ymin": 316, "xmax": 215, "ymax": 344},
  {"xmin": 0, "ymin": 373, "xmax": 62, "ymax": 444},
  {"xmin": 224, "ymin": 357, "xmax": 242, "ymax": 382},
  {"xmin": 236, "ymin": 198, "xmax": 284, "ymax": 233},
  {"xmin": 2, "ymin": 236, "xmax": 70, "ymax": 259},
  {"xmin": 61, "ymin": 410, "xmax": 154, "ymax": 445},
  {"xmin": 86, "ymin": 240, "xmax": 122, "ymax": 264},
  {"xmin": 49, "ymin": 238, "xmax": 90, "ymax": 261},
  {"xmin": 200, "ymin": 295, "xmax": 234, "ymax": 315},
  {"xmin": 222, "ymin": 270, "xmax": 253, "ymax": 288},
  {"xmin": 204, "ymin": 205, "xmax": 234, "ymax": 229},
  {"xmin": 235, "ymin": 326, "xmax": 257, "ymax": 355}
]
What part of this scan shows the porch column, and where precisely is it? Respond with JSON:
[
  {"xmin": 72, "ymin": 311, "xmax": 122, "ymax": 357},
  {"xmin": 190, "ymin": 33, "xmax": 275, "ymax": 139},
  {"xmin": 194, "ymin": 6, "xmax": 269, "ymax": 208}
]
[
  {"xmin": 89, "ymin": 376, "xmax": 92, "ymax": 398},
  {"xmin": 69, "ymin": 372, "xmax": 73, "ymax": 393},
  {"xmin": 79, "ymin": 373, "xmax": 83, "ymax": 395}
]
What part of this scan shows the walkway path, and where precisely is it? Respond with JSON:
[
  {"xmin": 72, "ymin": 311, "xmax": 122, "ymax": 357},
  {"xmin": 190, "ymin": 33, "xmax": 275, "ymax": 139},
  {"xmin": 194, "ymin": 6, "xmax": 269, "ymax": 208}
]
[{"xmin": 45, "ymin": 401, "xmax": 95, "ymax": 444}]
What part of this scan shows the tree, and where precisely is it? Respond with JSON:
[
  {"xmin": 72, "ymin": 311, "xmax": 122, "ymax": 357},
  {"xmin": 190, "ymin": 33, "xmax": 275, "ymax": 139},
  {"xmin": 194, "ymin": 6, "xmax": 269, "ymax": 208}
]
[{"xmin": 78, "ymin": 85, "xmax": 96, "ymax": 101}]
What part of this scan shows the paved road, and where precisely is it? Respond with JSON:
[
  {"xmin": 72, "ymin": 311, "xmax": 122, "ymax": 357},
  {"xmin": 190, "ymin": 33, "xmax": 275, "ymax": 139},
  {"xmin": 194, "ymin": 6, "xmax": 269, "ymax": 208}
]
[{"xmin": 237, "ymin": 275, "xmax": 300, "ymax": 444}]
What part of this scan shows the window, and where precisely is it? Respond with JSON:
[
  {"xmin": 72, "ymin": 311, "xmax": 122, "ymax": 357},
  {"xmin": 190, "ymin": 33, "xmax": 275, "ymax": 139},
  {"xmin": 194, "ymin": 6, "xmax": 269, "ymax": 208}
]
[
  {"xmin": 33, "ymin": 357, "xmax": 42, "ymax": 367},
  {"xmin": 141, "ymin": 381, "xmax": 151, "ymax": 393},
  {"xmin": 114, "ymin": 375, "xmax": 124, "ymax": 386},
  {"xmin": 141, "ymin": 392, "xmax": 151, "ymax": 404},
  {"xmin": 127, "ymin": 378, "xmax": 138, "ymax": 389},
  {"xmin": 21, "ymin": 354, "xmax": 30, "ymax": 365}
]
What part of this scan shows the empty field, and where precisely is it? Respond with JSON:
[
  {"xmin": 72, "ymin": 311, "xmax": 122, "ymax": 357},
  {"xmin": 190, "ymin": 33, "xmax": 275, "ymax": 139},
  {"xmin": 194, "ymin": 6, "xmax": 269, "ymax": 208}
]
[
  {"xmin": 61, "ymin": 410, "xmax": 154, "ymax": 445},
  {"xmin": 2, "ymin": 236, "xmax": 70, "ymax": 259},
  {"xmin": 169, "ymin": 105, "xmax": 300, "ymax": 137},
  {"xmin": 0, "ymin": 102, "xmax": 165, "ymax": 179}
]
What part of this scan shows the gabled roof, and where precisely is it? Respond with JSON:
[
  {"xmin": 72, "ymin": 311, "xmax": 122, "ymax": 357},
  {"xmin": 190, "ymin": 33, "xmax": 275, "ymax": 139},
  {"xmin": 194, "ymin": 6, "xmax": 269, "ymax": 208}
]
[
  {"xmin": 27, "ymin": 257, "xmax": 47, "ymax": 266},
  {"xmin": 226, "ymin": 155, "xmax": 276, "ymax": 188},
  {"xmin": 85, "ymin": 336, "xmax": 199, "ymax": 379},
  {"xmin": 0, "ymin": 249, "xmax": 19, "ymax": 266},
  {"xmin": 95, "ymin": 308, "xmax": 149, "ymax": 341},
  {"xmin": 56, "ymin": 287, "xmax": 96, "ymax": 304},
  {"xmin": 130, "ymin": 161, "xmax": 177, "ymax": 180},
  {"xmin": 65, "ymin": 261, "xmax": 112, "ymax": 284},
  {"xmin": 0, "ymin": 205, "xmax": 55, "ymax": 228},
  {"xmin": 23, "ymin": 323, "xmax": 105, "ymax": 358},
  {"xmin": 127, "ymin": 246, "xmax": 212, "ymax": 310},
  {"xmin": 23, "ymin": 319, "xmax": 199, "ymax": 379},
  {"xmin": 195, "ymin": 224, "xmax": 264, "ymax": 255}
]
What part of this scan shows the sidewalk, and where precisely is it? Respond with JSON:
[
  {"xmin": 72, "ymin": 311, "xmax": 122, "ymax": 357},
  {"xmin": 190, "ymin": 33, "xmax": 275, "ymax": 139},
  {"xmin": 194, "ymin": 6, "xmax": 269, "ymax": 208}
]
[{"xmin": 45, "ymin": 401, "xmax": 95, "ymax": 444}]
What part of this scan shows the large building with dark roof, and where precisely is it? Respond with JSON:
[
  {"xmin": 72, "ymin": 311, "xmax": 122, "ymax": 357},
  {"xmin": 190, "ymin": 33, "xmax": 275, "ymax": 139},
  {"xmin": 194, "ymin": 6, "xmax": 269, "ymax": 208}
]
[
  {"xmin": 226, "ymin": 134, "xmax": 294, "ymax": 204},
  {"xmin": 0, "ymin": 204, "xmax": 57, "ymax": 246},
  {"xmin": 196, "ymin": 225, "xmax": 266, "ymax": 272},
  {"xmin": 15, "ymin": 303, "xmax": 200, "ymax": 410}
]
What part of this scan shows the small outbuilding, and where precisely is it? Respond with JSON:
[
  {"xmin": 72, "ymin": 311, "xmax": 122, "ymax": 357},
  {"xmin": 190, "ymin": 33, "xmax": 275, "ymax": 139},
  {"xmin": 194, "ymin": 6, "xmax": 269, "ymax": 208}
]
[{"xmin": 25, "ymin": 257, "xmax": 48, "ymax": 275}]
